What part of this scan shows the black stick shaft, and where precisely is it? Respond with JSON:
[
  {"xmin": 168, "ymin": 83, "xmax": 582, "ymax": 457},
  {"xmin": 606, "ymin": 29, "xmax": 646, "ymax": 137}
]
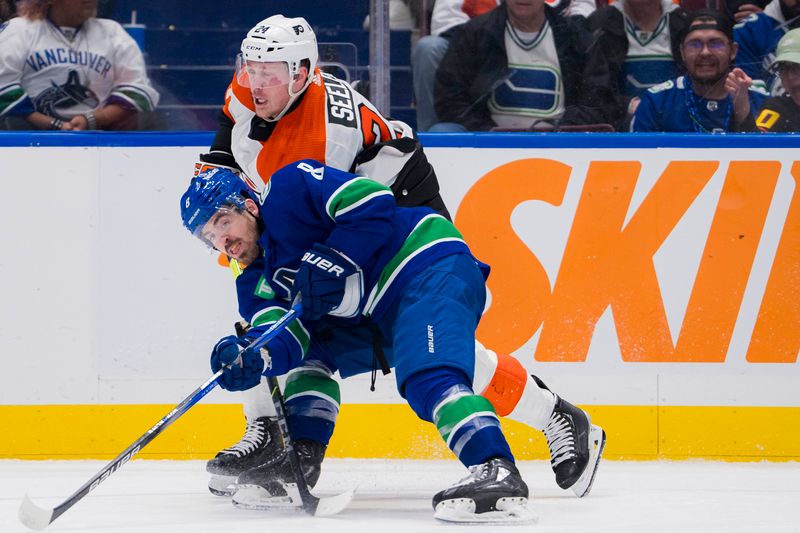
[{"xmin": 266, "ymin": 374, "xmax": 320, "ymax": 515}]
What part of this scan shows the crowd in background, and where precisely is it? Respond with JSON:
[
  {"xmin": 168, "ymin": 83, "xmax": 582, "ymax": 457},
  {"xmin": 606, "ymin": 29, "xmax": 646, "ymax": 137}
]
[{"xmin": 1, "ymin": 0, "xmax": 799, "ymax": 133}]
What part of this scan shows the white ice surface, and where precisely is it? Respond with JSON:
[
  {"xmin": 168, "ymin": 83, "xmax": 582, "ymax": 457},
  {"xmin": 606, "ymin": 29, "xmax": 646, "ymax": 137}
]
[{"xmin": 2, "ymin": 459, "xmax": 799, "ymax": 533}]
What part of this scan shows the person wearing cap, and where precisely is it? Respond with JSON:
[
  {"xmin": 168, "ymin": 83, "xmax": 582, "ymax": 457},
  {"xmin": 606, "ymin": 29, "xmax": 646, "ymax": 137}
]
[
  {"xmin": 734, "ymin": 0, "xmax": 800, "ymax": 94},
  {"xmin": 631, "ymin": 9, "xmax": 769, "ymax": 132},
  {"xmin": 756, "ymin": 28, "xmax": 800, "ymax": 131}
]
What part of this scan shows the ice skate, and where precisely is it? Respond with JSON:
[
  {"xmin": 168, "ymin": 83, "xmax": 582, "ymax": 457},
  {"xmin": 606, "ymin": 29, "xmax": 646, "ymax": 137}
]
[
  {"xmin": 206, "ymin": 416, "xmax": 285, "ymax": 496},
  {"xmin": 232, "ymin": 439, "xmax": 327, "ymax": 510},
  {"xmin": 432, "ymin": 457, "xmax": 535, "ymax": 524},
  {"xmin": 542, "ymin": 394, "xmax": 606, "ymax": 497}
]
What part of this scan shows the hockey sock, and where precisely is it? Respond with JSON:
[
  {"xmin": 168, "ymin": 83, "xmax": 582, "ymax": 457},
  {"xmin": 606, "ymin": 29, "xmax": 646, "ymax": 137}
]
[
  {"xmin": 473, "ymin": 342, "xmax": 556, "ymax": 430},
  {"xmin": 242, "ymin": 378, "xmax": 279, "ymax": 420},
  {"xmin": 405, "ymin": 367, "xmax": 513, "ymax": 467},
  {"xmin": 283, "ymin": 365, "xmax": 340, "ymax": 444}
]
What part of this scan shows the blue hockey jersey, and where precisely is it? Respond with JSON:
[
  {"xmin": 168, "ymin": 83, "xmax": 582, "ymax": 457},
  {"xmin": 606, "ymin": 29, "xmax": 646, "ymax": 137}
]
[
  {"xmin": 233, "ymin": 159, "xmax": 484, "ymax": 374},
  {"xmin": 630, "ymin": 75, "xmax": 768, "ymax": 132},
  {"xmin": 734, "ymin": 13, "xmax": 785, "ymax": 94}
]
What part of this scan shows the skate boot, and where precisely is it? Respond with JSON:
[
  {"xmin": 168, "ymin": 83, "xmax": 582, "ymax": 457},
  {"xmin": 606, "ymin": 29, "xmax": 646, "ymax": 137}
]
[
  {"xmin": 542, "ymin": 394, "xmax": 606, "ymax": 497},
  {"xmin": 232, "ymin": 439, "xmax": 327, "ymax": 510},
  {"xmin": 432, "ymin": 457, "xmax": 533, "ymax": 523},
  {"xmin": 206, "ymin": 416, "xmax": 285, "ymax": 496}
]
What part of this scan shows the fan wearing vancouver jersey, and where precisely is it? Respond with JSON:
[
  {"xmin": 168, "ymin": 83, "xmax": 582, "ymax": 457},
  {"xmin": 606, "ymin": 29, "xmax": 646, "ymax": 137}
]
[
  {"xmin": 191, "ymin": 14, "xmax": 605, "ymax": 510},
  {"xmin": 0, "ymin": 0, "xmax": 158, "ymax": 130},
  {"xmin": 631, "ymin": 9, "xmax": 767, "ymax": 132}
]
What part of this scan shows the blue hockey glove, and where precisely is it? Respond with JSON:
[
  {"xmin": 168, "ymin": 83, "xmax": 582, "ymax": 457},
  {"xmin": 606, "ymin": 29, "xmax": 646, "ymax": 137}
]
[
  {"xmin": 210, "ymin": 334, "xmax": 266, "ymax": 391},
  {"xmin": 292, "ymin": 243, "xmax": 363, "ymax": 321}
]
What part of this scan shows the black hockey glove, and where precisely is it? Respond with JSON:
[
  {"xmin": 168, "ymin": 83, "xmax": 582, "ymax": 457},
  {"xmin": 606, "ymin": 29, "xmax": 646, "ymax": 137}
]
[{"xmin": 293, "ymin": 243, "xmax": 363, "ymax": 321}]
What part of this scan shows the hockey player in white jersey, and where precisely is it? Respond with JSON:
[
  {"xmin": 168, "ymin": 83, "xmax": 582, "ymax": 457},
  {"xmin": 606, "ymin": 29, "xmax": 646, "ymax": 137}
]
[
  {"xmin": 0, "ymin": 0, "xmax": 159, "ymax": 130},
  {"xmin": 195, "ymin": 14, "xmax": 605, "ymax": 504}
]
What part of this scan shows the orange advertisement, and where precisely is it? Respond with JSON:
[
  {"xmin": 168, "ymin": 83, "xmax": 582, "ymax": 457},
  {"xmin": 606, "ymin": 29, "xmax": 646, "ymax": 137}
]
[{"xmin": 454, "ymin": 157, "xmax": 798, "ymax": 365}]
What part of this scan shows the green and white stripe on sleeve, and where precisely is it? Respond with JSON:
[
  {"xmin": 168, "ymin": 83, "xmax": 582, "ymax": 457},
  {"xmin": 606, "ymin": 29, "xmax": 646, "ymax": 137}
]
[
  {"xmin": 363, "ymin": 214, "xmax": 466, "ymax": 315},
  {"xmin": 324, "ymin": 177, "xmax": 394, "ymax": 220},
  {"xmin": 250, "ymin": 305, "xmax": 310, "ymax": 355}
]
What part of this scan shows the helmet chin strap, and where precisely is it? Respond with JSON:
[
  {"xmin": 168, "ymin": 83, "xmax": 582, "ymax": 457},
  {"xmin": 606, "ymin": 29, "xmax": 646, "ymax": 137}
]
[
  {"xmin": 263, "ymin": 86, "xmax": 302, "ymax": 122},
  {"xmin": 262, "ymin": 66, "xmax": 312, "ymax": 122}
]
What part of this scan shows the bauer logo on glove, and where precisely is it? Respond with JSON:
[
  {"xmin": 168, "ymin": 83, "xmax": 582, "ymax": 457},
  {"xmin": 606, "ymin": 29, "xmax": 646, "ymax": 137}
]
[
  {"xmin": 293, "ymin": 243, "xmax": 363, "ymax": 320},
  {"xmin": 301, "ymin": 251, "xmax": 348, "ymax": 277}
]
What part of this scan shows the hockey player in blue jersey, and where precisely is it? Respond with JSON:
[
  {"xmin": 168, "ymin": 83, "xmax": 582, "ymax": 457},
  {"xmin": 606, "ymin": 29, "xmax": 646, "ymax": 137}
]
[
  {"xmin": 631, "ymin": 9, "xmax": 768, "ymax": 132},
  {"xmin": 180, "ymin": 161, "xmax": 586, "ymax": 522}
]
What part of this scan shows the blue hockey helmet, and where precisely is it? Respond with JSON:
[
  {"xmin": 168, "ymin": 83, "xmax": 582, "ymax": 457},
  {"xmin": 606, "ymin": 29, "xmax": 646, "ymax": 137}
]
[{"xmin": 180, "ymin": 168, "xmax": 256, "ymax": 240}]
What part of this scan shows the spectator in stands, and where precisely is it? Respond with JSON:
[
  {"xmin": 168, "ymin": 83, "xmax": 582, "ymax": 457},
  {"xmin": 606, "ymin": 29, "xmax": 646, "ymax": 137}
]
[
  {"xmin": 726, "ymin": 0, "xmax": 769, "ymax": 23},
  {"xmin": 757, "ymin": 28, "xmax": 800, "ymax": 131},
  {"xmin": 412, "ymin": 0, "xmax": 499, "ymax": 131},
  {"xmin": 631, "ymin": 9, "xmax": 768, "ymax": 132},
  {"xmin": 587, "ymin": 0, "xmax": 690, "ymax": 129},
  {"xmin": 734, "ymin": 0, "xmax": 800, "ymax": 94},
  {"xmin": 431, "ymin": 0, "xmax": 619, "ymax": 131},
  {"xmin": 0, "ymin": 0, "xmax": 159, "ymax": 130}
]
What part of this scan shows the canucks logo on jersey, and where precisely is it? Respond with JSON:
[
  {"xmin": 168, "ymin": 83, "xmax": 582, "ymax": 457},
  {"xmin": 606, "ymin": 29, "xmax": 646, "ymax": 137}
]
[
  {"xmin": 33, "ymin": 69, "xmax": 99, "ymax": 119},
  {"xmin": 620, "ymin": 13, "xmax": 676, "ymax": 98},
  {"xmin": 489, "ymin": 67, "xmax": 563, "ymax": 118}
]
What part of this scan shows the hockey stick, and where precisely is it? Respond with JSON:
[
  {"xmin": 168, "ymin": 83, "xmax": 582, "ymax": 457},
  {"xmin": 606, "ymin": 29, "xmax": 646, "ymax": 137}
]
[
  {"xmin": 260, "ymin": 373, "xmax": 355, "ymax": 517},
  {"xmin": 230, "ymin": 297, "xmax": 354, "ymax": 516},
  {"xmin": 18, "ymin": 305, "xmax": 302, "ymax": 531}
]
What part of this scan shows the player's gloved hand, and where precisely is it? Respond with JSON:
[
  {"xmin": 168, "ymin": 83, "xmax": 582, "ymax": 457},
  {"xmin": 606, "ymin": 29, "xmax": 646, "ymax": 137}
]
[
  {"xmin": 292, "ymin": 243, "xmax": 363, "ymax": 321},
  {"xmin": 210, "ymin": 334, "xmax": 267, "ymax": 391}
]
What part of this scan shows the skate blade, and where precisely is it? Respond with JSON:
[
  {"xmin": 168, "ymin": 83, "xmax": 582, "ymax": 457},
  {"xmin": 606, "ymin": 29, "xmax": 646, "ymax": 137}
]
[
  {"xmin": 571, "ymin": 424, "xmax": 606, "ymax": 498},
  {"xmin": 208, "ymin": 475, "xmax": 237, "ymax": 497},
  {"xmin": 232, "ymin": 483, "xmax": 356, "ymax": 517},
  {"xmin": 434, "ymin": 497, "xmax": 536, "ymax": 524},
  {"xmin": 232, "ymin": 484, "xmax": 299, "ymax": 510}
]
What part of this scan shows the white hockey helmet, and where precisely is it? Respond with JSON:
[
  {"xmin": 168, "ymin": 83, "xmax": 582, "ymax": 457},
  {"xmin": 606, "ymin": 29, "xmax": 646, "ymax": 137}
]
[{"xmin": 240, "ymin": 15, "xmax": 318, "ymax": 94}]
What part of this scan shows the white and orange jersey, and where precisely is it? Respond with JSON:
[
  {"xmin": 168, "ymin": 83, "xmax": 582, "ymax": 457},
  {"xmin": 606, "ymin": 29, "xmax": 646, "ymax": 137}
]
[{"xmin": 222, "ymin": 68, "xmax": 411, "ymax": 196}]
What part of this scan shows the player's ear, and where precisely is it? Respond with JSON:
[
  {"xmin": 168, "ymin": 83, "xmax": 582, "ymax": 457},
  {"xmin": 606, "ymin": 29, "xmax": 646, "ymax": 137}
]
[
  {"xmin": 730, "ymin": 41, "xmax": 738, "ymax": 61},
  {"xmin": 293, "ymin": 65, "xmax": 309, "ymax": 90},
  {"xmin": 244, "ymin": 198, "xmax": 259, "ymax": 217}
]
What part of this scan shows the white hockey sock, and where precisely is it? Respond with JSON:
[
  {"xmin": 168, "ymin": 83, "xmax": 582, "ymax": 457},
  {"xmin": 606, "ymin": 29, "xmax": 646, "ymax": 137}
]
[
  {"xmin": 242, "ymin": 377, "xmax": 278, "ymax": 420},
  {"xmin": 506, "ymin": 375, "xmax": 556, "ymax": 431}
]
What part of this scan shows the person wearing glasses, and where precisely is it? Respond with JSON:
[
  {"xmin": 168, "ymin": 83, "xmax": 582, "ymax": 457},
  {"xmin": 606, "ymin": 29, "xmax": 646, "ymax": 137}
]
[
  {"xmin": 756, "ymin": 28, "xmax": 800, "ymax": 131},
  {"xmin": 630, "ymin": 9, "xmax": 768, "ymax": 132}
]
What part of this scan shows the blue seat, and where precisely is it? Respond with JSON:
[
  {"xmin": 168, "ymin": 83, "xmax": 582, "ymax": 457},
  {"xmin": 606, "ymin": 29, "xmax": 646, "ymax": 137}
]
[
  {"xmin": 109, "ymin": 0, "xmax": 369, "ymax": 30},
  {"xmin": 114, "ymin": 2, "xmax": 415, "ymax": 130}
]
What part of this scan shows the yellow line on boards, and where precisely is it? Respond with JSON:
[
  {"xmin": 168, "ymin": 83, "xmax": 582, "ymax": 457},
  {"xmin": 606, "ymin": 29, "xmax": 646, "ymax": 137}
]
[{"xmin": 1, "ymin": 404, "xmax": 798, "ymax": 460}]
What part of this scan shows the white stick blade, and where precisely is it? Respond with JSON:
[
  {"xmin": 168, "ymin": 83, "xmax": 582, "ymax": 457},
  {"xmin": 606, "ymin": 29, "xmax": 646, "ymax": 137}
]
[
  {"xmin": 18, "ymin": 494, "xmax": 54, "ymax": 530},
  {"xmin": 314, "ymin": 487, "xmax": 356, "ymax": 517}
]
